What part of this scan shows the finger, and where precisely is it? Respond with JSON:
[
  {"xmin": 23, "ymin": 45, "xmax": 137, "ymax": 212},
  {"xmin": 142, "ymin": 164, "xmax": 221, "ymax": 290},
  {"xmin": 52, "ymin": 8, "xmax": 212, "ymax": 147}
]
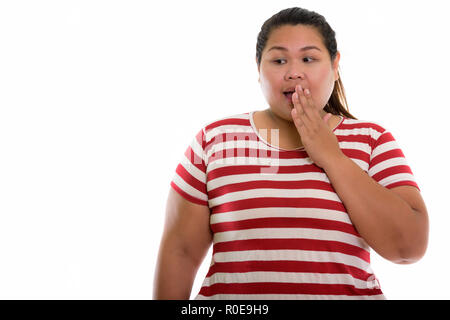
[
  {"xmin": 295, "ymin": 85, "xmax": 314, "ymax": 127},
  {"xmin": 291, "ymin": 107, "xmax": 305, "ymax": 129},
  {"xmin": 292, "ymin": 91, "xmax": 305, "ymax": 118},
  {"xmin": 303, "ymin": 88, "xmax": 322, "ymax": 122},
  {"xmin": 292, "ymin": 93, "xmax": 311, "ymax": 136}
]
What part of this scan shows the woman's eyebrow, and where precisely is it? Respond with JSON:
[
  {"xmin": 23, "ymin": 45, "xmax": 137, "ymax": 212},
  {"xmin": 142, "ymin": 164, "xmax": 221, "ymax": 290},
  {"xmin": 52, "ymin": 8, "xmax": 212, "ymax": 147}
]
[{"xmin": 267, "ymin": 45, "xmax": 321, "ymax": 52}]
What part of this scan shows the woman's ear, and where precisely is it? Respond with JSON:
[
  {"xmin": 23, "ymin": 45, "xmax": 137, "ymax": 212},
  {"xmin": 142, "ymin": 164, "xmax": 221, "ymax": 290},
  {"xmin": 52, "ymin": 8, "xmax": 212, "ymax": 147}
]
[
  {"xmin": 333, "ymin": 51, "xmax": 341, "ymax": 81},
  {"xmin": 255, "ymin": 57, "xmax": 260, "ymax": 83},
  {"xmin": 255, "ymin": 57, "xmax": 261, "ymax": 83}
]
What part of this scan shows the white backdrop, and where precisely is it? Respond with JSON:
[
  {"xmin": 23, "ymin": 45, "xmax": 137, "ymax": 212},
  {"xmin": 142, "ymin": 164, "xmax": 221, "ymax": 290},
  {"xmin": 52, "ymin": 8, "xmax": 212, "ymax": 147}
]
[{"xmin": 0, "ymin": 0, "xmax": 448, "ymax": 299}]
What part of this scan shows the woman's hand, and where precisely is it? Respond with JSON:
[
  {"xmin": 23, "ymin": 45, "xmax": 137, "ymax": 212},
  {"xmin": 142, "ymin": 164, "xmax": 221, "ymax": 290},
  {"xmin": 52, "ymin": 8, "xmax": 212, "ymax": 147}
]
[{"xmin": 290, "ymin": 84, "xmax": 344, "ymax": 170}]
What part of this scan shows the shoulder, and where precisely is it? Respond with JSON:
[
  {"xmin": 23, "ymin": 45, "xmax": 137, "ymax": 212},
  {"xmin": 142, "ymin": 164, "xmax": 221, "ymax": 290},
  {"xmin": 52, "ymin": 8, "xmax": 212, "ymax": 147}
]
[
  {"xmin": 339, "ymin": 118, "xmax": 387, "ymax": 134},
  {"xmin": 203, "ymin": 112, "xmax": 251, "ymax": 132},
  {"xmin": 335, "ymin": 117, "xmax": 396, "ymax": 152},
  {"xmin": 201, "ymin": 112, "xmax": 253, "ymax": 141},
  {"xmin": 337, "ymin": 117, "xmax": 390, "ymax": 140}
]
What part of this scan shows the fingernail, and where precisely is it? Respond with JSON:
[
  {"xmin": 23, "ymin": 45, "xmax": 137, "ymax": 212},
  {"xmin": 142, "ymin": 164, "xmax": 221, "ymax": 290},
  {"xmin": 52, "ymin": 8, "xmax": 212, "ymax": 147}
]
[{"xmin": 305, "ymin": 89, "xmax": 310, "ymax": 95}]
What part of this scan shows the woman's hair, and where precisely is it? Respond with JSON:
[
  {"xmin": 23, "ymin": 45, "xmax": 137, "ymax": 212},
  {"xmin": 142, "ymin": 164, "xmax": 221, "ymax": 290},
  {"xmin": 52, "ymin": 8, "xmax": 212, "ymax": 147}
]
[{"xmin": 256, "ymin": 7, "xmax": 357, "ymax": 119}]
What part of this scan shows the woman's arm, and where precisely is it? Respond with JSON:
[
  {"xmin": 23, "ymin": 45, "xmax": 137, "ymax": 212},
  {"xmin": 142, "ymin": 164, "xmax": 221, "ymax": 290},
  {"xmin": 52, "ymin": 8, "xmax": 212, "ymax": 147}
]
[
  {"xmin": 323, "ymin": 155, "xmax": 429, "ymax": 264},
  {"xmin": 153, "ymin": 188, "xmax": 212, "ymax": 299},
  {"xmin": 290, "ymin": 85, "xmax": 429, "ymax": 264}
]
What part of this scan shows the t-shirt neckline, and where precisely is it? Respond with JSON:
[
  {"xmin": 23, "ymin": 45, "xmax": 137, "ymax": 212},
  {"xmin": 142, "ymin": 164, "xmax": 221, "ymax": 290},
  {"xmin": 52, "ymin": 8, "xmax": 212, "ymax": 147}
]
[{"xmin": 249, "ymin": 110, "xmax": 344, "ymax": 152}]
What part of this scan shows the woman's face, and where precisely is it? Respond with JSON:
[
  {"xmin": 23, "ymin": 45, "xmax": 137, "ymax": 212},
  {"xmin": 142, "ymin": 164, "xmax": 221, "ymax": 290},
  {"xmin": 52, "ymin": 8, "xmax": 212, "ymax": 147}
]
[{"xmin": 257, "ymin": 24, "xmax": 340, "ymax": 122}]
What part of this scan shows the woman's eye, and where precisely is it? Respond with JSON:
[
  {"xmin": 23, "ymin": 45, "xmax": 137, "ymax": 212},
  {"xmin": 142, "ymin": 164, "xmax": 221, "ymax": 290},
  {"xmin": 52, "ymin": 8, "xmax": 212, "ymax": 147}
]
[{"xmin": 273, "ymin": 57, "xmax": 314, "ymax": 64}]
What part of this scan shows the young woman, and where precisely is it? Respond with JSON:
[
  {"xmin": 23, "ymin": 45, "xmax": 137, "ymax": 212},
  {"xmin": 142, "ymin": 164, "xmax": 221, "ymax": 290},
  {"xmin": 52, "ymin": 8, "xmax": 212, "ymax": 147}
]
[{"xmin": 154, "ymin": 7, "xmax": 429, "ymax": 300}]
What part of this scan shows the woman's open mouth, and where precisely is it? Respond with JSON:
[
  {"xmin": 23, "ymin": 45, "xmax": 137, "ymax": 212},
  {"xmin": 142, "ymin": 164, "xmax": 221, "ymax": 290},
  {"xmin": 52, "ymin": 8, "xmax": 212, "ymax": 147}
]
[{"xmin": 283, "ymin": 92, "xmax": 294, "ymax": 102}]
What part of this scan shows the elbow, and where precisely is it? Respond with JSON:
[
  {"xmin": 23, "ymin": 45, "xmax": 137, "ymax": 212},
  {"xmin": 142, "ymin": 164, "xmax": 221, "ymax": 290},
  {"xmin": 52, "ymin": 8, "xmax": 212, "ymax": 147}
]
[
  {"xmin": 393, "ymin": 236, "xmax": 428, "ymax": 265},
  {"xmin": 392, "ymin": 254, "xmax": 424, "ymax": 265},
  {"xmin": 393, "ymin": 208, "xmax": 429, "ymax": 265}
]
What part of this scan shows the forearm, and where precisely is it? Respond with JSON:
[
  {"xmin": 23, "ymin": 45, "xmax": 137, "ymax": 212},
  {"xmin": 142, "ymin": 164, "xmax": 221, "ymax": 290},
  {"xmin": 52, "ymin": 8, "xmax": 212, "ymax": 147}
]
[
  {"xmin": 323, "ymin": 154, "xmax": 424, "ymax": 263},
  {"xmin": 153, "ymin": 241, "xmax": 200, "ymax": 299}
]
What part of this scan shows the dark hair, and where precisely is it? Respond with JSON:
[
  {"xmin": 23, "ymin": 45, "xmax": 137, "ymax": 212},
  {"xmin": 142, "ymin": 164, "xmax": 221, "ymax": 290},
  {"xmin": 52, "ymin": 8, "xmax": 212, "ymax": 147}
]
[{"xmin": 256, "ymin": 7, "xmax": 357, "ymax": 119}]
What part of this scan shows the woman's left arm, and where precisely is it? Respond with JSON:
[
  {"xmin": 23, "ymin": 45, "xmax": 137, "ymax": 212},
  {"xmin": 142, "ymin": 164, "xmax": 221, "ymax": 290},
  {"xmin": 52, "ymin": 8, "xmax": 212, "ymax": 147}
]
[
  {"xmin": 291, "ymin": 84, "xmax": 429, "ymax": 264},
  {"xmin": 323, "ymin": 155, "xmax": 429, "ymax": 264}
]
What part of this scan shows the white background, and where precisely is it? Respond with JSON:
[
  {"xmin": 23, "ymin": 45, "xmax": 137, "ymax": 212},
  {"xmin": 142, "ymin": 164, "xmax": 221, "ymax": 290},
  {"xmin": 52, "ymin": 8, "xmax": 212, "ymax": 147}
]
[{"xmin": 0, "ymin": 0, "xmax": 448, "ymax": 299}]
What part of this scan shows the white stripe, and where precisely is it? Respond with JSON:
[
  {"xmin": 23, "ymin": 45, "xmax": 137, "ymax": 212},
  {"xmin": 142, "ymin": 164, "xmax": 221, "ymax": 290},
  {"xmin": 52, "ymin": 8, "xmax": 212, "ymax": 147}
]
[
  {"xmin": 209, "ymin": 188, "xmax": 342, "ymax": 206},
  {"xmin": 338, "ymin": 141, "xmax": 371, "ymax": 152},
  {"xmin": 212, "ymin": 249, "xmax": 371, "ymax": 271},
  {"xmin": 206, "ymin": 140, "xmax": 278, "ymax": 163},
  {"xmin": 178, "ymin": 154, "xmax": 206, "ymax": 183},
  {"xmin": 206, "ymin": 154, "xmax": 281, "ymax": 171},
  {"xmin": 213, "ymin": 228, "xmax": 368, "ymax": 250},
  {"xmin": 210, "ymin": 207, "xmax": 352, "ymax": 225},
  {"xmin": 202, "ymin": 271, "xmax": 379, "ymax": 290},
  {"xmin": 182, "ymin": 134, "xmax": 205, "ymax": 166},
  {"xmin": 378, "ymin": 173, "xmax": 416, "ymax": 188},
  {"xmin": 342, "ymin": 119, "xmax": 385, "ymax": 131},
  {"xmin": 368, "ymin": 157, "xmax": 408, "ymax": 176},
  {"xmin": 206, "ymin": 145, "xmax": 311, "ymax": 163},
  {"xmin": 207, "ymin": 172, "xmax": 330, "ymax": 191},
  {"xmin": 206, "ymin": 142, "xmax": 370, "ymax": 171},
  {"xmin": 370, "ymin": 140, "xmax": 400, "ymax": 161},
  {"xmin": 335, "ymin": 127, "xmax": 383, "ymax": 139},
  {"xmin": 195, "ymin": 293, "xmax": 386, "ymax": 300},
  {"xmin": 205, "ymin": 125, "xmax": 255, "ymax": 143},
  {"xmin": 172, "ymin": 172, "xmax": 207, "ymax": 201}
]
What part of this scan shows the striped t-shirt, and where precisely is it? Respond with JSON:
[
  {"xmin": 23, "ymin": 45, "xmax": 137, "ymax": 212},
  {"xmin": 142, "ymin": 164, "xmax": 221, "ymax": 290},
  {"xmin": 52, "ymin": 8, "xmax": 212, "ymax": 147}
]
[{"xmin": 170, "ymin": 111, "xmax": 419, "ymax": 300}]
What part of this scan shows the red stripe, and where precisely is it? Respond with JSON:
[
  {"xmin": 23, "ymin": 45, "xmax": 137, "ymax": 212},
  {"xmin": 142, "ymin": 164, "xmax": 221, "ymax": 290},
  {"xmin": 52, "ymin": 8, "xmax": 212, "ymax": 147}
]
[
  {"xmin": 183, "ymin": 144, "xmax": 206, "ymax": 167},
  {"xmin": 370, "ymin": 149, "xmax": 405, "ymax": 169},
  {"xmin": 211, "ymin": 217, "xmax": 359, "ymax": 236},
  {"xmin": 211, "ymin": 197, "xmax": 346, "ymax": 214},
  {"xmin": 371, "ymin": 165, "xmax": 413, "ymax": 183},
  {"xmin": 205, "ymin": 118, "xmax": 250, "ymax": 132},
  {"xmin": 206, "ymin": 260, "xmax": 373, "ymax": 281},
  {"xmin": 341, "ymin": 149, "xmax": 370, "ymax": 164},
  {"xmin": 206, "ymin": 137, "xmax": 374, "ymax": 164},
  {"xmin": 199, "ymin": 282, "xmax": 383, "ymax": 297},
  {"xmin": 208, "ymin": 145, "xmax": 310, "ymax": 160},
  {"xmin": 175, "ymin": 163, "xmax": 206, "ymax": 194},
  {"xmin": 337, "ymin": 134, "xmax": 371, "ymax": 144},
  {"xmin": 195, "ymin": 128, "xmax": 206, "ymax": 148},
  {"xmin": 170, "ymin": 181, "xmax": 208, "ymax": 206},
  {"xmin": 386, "ymin": 181, "xmax": 419, "ymax": 190},
  {"xmin": 213, "ymin": 238, "xmax": 370, "ymax": 262},
  {"xmin": 208, "ymin": 179, "xmax": 334, "ymax": 199},
  {"xmin": 208, "ymin": 164, "xmax": 323, "ymax": 181},
  {"xmin": 371, "ymin": 131, "xmax": 395, "ymax": 151},
  {"xmin": 338, "ymin": 134, "xmax": 379, "ymax": 148},
  {"xmin": 205, "ymin": 132, "xmax": 259, "ymax": 155},
  {"xmin": 209, "ymin": 147, "xmax": 282, "ymax": 163}
]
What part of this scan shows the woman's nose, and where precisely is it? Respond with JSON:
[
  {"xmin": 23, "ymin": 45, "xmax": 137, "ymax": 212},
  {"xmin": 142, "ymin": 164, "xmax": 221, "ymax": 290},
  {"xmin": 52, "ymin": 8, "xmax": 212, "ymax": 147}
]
[{"xmin": 286, "ymin": 69, "xmax": 305, "ymax": 80}]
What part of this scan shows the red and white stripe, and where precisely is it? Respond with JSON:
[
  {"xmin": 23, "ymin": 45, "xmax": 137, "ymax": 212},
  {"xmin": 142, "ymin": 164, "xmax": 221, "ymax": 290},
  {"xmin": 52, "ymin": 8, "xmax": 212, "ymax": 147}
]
[{"xmin": 170, "ymin": 112, "xmax": 418, "ymax": 299}]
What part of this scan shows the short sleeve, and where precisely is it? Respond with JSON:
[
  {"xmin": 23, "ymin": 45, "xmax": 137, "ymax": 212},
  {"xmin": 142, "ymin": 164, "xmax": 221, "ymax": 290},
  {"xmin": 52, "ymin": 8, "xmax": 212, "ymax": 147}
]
[
  {"xmin": 368, "ymin": 130, "xmax": 420, "ymax": 191},
  {"xmin": 170, "ymin": 127, "xmax": 209, "ymax": 206}
]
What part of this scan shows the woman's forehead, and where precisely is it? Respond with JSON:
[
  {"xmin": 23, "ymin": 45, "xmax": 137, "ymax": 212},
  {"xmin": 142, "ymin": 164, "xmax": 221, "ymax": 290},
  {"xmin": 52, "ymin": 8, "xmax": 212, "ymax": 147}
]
[{"xmin": 266, "ymin": 25, "xmax": 323, "ymax": 49}]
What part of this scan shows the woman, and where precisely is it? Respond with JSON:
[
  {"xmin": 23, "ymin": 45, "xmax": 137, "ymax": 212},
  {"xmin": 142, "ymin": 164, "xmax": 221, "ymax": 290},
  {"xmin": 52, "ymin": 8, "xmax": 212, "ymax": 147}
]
[{"xmin": 153, "ymin": 7, "xmax": 429, "ymax": 300}]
